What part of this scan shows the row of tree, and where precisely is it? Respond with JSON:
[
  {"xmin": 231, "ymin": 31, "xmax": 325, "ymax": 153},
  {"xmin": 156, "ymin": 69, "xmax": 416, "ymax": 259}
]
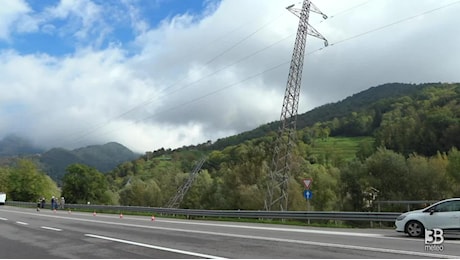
[
  {"xmin": 2, "ymin": 140, "xmax": 459, "ymax": 212},
  {"xmin": 1, "ymin": 83, "xmax": 459, "ymax": 212},
  {"xmin": 0, "ymin": 160, "xmax": 111, "ymax": 205},
  {"xmin": 104, "ymin": 135, "xmax": 460, "ymax": 212}
]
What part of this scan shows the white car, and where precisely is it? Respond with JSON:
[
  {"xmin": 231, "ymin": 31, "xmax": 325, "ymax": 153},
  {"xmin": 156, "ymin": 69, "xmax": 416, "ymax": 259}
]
[
  {"xmin": 395, "ymin": 198, "xmax": 460, "ymax": 237},
  {"xmin": 0, "ymin": 192, "xmax": 5, "ymax": 205}
]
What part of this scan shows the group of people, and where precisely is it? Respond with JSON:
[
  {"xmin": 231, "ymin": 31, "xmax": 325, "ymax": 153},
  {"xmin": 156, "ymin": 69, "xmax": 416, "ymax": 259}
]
[{"xmin": 36, "ymin": 196, "xmax": 65, "ymax": 211}]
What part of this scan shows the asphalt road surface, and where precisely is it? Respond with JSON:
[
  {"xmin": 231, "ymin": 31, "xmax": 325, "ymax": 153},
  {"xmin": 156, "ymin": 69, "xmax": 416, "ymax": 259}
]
[{"xmin": 1, "ymin": 206, "xmax": 460, "ymax": 258}]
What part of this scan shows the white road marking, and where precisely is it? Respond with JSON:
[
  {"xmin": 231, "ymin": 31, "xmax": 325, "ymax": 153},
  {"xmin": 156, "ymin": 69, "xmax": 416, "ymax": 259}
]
[
  {"xmin": 194, "ymin": 232, "xmax": 459, "ymax": 259},
  {"xmin": 16, "ymin": 221, "xmax": 28, "ymax": 225},
  {"xmin": 41, "ymin": 226, "xmax": 62, "ymax": 231},
  {"xmin": 85, "ymin": 234, "xmax": 226, "ymax": 259},
  {"xmin": 0, "ymin": 217, "xmax": 8, "ymax": 221}
]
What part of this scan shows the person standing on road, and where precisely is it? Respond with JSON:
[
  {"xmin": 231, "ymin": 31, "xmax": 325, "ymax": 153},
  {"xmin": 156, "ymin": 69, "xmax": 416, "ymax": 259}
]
[
  {"xmin": 41, "ymin": 197, "xmax": 45, "ymax": 208},
  {"xmin": 60, "ymin": 197, "xmax": 65, "ymax": 209},
  {"xmin": 51, "ymin": 196, "xmax": 55, "ymax": 210}
]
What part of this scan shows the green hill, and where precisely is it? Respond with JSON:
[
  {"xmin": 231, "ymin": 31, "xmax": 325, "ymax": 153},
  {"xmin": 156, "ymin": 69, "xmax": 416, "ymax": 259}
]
[
  {"xmin": 39, "ymin": 142, "xmax": 139, "ymax": 182},
  {"xmin": 110, "ymin": 82, "xmax": 458, "ymax": 210},
  {"xmin": 4, "ymin": 82, "xmax": 460, "ymax": 211},
  {"xmin": 204, "ymin": 82, "xmax": 460, "ymax": 156},
  {"xmin": 207, "ymin": 82, "xmax": 440, "ymax": 151}
]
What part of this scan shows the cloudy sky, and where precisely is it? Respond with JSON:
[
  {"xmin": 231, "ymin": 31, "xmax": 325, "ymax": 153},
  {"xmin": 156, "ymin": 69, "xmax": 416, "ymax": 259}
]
[{"xmin": 1, "ymin": 0, "xmax": 459, "ymax": 153}]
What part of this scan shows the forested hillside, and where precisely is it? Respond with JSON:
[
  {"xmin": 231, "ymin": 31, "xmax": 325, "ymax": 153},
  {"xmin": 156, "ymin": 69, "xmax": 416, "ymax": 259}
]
[
  {"xmin": 39, "ymin": 142, "xmax": 139, "ymax": 181},
  {"xmin": 208, "ymin": 82, "xmax": 452, "ymax": 152},
  {"xmin": 103, "ymin": 82, "xmax": 460, "ymax": 211},
  {"xmin": 1, "ymin": 82, "xmax": 459, "ymax": 213}
]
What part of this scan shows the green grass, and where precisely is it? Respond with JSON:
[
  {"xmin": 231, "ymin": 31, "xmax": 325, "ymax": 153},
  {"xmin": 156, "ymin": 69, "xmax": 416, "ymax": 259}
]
[{"xmin": 309, "ymin": 136, "xmax": 374, "ymax": 162}]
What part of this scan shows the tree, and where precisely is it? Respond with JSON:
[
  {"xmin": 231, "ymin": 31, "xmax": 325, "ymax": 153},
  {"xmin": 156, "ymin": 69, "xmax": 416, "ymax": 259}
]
[
  {"xmin": 364, "ymin": 148, "xmax": 408, "ymax": 201},
  {"xmin": 0, "ymin": 167, "xmax": 10, "ymax": 193},
  {"xmin": 7, "ymin": 159, "xmax": 59, "ymax": 202},
  {"xmin": 182, "ymin": 170, "xmax": 213, "ymax": 209},
  {"xmin": 406, "ymin": 153, "xmax": 451, "ymax": 200},
  {"xmin": 447, "ymin": 148, "xmax": 460, "ymax": 195},
  {"xmin": 303, "ymin": 164, "xmax": 340, "ymax": 211},
  {"xmin": 119, "ymin": 178, "xmax": 162, "ymax": 206},
  {"xmin": 340, "ymin": 159, "xmax": 367, "ymax": 211},
  {"xmin": 61, "ymin": 164, "xmax": 110, "ymax": 204}
]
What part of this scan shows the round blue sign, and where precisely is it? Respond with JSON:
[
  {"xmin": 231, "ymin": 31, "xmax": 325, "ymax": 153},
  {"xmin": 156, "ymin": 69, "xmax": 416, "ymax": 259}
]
[{"xmin": 303, "ymin": 190, "xmax": 312, "ymax": 200}]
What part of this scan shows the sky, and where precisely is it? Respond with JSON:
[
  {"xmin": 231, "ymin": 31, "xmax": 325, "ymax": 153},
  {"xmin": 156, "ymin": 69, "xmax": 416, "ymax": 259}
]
[{"xmin": 1, "ymin": 0, "xmax": 459, "ymax": 153}]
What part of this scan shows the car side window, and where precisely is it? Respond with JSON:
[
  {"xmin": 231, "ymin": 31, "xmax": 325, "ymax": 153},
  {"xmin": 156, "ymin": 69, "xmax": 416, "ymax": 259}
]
[
  {"xmin": 433, "ymin": 201, "xmax": 460, "ymax": 212},
  {"xmin": 452, "ymin": 201, "xmax": 460, "ymax": 211},
  {"xmin": 434, "ymin": 202, "xmax": 449, "ymax": 212}
]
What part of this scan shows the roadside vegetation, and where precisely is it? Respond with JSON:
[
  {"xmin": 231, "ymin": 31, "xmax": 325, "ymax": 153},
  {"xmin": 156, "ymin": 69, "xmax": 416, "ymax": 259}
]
[{"xmin": 1, "ymin": 82, "xmax": 459, "ymax": 213}]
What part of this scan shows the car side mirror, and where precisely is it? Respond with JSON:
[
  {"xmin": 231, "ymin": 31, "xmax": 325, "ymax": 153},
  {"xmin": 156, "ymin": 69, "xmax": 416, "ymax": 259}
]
[{"xmin": 429, "ymin": 208, "xmax": 435, "ymax": 215}]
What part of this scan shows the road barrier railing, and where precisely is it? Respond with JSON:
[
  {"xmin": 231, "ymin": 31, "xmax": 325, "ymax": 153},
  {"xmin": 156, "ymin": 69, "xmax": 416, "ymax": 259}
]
[{"xmin": 5, "ymin": 201, "xmax": 401, "ymax": 222}]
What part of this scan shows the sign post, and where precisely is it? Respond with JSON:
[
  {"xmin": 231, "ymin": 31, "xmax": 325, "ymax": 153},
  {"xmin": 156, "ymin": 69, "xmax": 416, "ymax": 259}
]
[{"xmin": 302, "ymin": 178, "xmax": 313, "ymax": 224}]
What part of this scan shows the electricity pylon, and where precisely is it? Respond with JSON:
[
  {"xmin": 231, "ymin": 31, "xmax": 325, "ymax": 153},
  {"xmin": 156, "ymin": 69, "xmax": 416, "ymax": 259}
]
[
  {"xmin": 166, "ymin": 157, "xmax": 206, "ymax": 208},
  {"xmin": 265, "ymin": 0, "xmax": 328, "ymax": 211}
]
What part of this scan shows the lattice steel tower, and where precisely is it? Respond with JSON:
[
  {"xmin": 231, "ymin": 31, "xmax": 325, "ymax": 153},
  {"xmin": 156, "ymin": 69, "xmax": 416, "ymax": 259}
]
[
  {"xmin": 166, "ymin": 157, "xmax": 206, "ymax": 208},
  {"xmin": 265, "ymin": 0, "xmax": 328, "ymax": 211}
]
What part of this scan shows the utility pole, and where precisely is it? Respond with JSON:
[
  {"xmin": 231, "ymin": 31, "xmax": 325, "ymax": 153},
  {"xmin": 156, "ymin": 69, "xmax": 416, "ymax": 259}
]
[
  {"xmin": 265, "ymin": 0, "xmax": 327, "ymax": 211},
  {"xmin": 166, "ymin": 157, "xmax": 206, "ymax": 208}
]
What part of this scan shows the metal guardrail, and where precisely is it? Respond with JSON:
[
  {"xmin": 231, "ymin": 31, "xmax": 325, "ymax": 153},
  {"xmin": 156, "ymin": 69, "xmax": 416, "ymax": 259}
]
[{"xmin": 5, "ymin": 201, "xmax": 401, "ymax": 222}]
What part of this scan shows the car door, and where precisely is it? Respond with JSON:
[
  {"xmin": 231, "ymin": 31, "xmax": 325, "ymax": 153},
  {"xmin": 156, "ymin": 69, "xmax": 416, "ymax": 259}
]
[{"xmin": 424, "ymin": 200, "xmax": 460, "ymax": 230}]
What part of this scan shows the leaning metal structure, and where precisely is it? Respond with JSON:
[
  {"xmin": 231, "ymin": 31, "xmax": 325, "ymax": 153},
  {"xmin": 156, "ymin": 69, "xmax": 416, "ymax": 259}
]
[
  {"xmin": 166, "ymin": 157, "xmax": 206, "ymax": 208},
  {"xmin": 265, "ymin": 0, "xmax": 328, "ymax": 211}
]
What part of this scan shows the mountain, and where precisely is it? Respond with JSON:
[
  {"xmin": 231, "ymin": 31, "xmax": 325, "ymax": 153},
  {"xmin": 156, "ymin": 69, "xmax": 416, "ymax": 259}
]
[
  {"xmin": 0, "ymin": 138, "xmax": 140, "ymax": 182},
  {"xmin": 207, "ymin": 82, "xmax": 438, "ymax": 150},
  {"xmin": 39, "ymin": 142, "xmax": 139, "ymax": 181},
  {"xmin": 0, "ymin": 134, "xmax": 44, "ymax": 156},
  {"xmin": 99, "ymin": 82, "xmax": 460, "ymax": 210}
]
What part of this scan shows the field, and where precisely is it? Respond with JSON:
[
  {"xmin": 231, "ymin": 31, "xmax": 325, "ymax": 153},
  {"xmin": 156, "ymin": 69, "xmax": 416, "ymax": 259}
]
[{"xmin": 309, "ymin": 136, "xmax": 375, "ymax": 163}]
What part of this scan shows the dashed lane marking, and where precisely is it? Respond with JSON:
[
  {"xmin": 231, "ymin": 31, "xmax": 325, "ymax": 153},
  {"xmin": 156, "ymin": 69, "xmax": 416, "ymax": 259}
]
[{"xmin": 41, "ymin": 226, "xmax": 62, "ymax": 231}]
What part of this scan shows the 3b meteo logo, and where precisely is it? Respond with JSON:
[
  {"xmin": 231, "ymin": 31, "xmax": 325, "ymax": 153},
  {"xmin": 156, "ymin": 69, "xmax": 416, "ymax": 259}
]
[{"xmin": 424, "ymin": 228, "xmax": 444, "ymax": 251}]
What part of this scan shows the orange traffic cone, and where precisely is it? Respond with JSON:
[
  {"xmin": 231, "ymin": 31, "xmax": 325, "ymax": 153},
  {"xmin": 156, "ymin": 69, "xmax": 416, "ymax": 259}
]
[
  {"xmin": 119, "ymin": 213, "xmax": 123, "ymax": 219},
  {"xmin": 151, "ymin": 215, "xmax": 155, "ymax": 221}
]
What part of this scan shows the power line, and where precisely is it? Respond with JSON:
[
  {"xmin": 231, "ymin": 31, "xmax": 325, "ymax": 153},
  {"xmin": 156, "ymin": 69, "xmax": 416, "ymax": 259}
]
[
  {"xmin": 66, "ymin": 0, "xmax": 460, "ymax": 147},
  {"xmin": 330, "ymin": 0, "xmax": 460, "ymax": 46},
  {"xmin": 63, "ymin": 12, "xmax": 286, "ymax": 147},
  {"xmin": 320, "ymin": 0, "xmax": 373, "ymax": 22},
  {"xmin": 76, "ymin": 60, "xmax": 291, "ymax": 144}
]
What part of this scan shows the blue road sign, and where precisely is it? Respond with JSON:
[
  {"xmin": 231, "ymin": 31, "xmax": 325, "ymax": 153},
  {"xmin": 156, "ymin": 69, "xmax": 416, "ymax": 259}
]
[{"xmin": 303, "ymin": 190, "xmax": 312, "ymax": 200}]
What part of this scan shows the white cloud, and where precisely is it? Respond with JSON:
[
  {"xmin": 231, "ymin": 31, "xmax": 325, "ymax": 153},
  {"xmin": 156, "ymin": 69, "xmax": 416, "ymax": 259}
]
[
  {"xmin": 1, "ymin": 0, "xmax": 459, "ymax": 153},
  {"xmin": 0, "ymin": 0, "xmax": 35, "ymax": 40},
  {"xmin": 41, "ymin": 0, "xmax": 110, "ymax": 47}
]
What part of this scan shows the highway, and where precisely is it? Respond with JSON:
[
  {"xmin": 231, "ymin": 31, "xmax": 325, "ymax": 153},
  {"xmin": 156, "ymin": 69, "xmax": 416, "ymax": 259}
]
[{"xmin": 1, "ymin": 206, "xmax": 459, "ymax": 258}]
